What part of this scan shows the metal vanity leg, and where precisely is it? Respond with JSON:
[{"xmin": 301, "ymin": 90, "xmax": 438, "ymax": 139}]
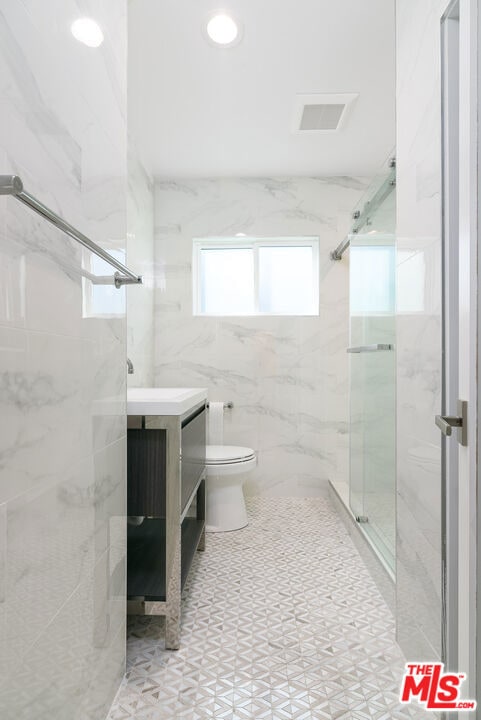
[
  {"xmin": 165, "ymin": 537, "xmax": 181, "ymax": 650},
  {"xmin": 198, "ymin": 527, "xmax": 206, "ymax": 552},
  {"xmin": 197, "ymin": 477, "xmax": 206, "ymax": 552},
  {"xmin": 164, "ymin": 415, "xmax": 182, "ymax": 650},
  {"xmin": 165, "ymin": 605, "xmax": 181, "ymax": 650}
]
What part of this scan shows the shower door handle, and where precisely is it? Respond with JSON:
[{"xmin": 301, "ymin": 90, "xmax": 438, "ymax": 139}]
[
  {"xmin": 435, "ymin": 400, "xmax": 468, "ymax": 446},
  {"xmin": 347, "ymin": 344, "xmax": 394, "ymax": 353}
]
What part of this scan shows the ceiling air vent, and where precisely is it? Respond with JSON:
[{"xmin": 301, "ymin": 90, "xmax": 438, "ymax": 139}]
[{"xmin": 292, "ymin": 93, "xmax": 358, "ymax": 133}]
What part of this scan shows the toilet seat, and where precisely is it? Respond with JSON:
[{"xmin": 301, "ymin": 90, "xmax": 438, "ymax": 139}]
[{"xmin": 206, "ymin": 445, "xmax": 256, "ymax": 465}]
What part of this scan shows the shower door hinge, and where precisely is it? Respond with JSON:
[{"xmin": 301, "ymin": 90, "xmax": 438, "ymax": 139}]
[{"xmin": 355, "ymin": 516, "xmax": 369, "ymax": 524}]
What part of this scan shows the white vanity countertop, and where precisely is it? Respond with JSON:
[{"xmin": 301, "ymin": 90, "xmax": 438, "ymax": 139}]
[{"xmin": 127, "ymin": 387, "xmax": 208, "ymax": 416}]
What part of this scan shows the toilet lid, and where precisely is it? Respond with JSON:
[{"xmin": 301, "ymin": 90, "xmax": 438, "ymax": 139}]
[{"xmin": 206, "ymin": 445, "xmax": 256, "ymax": 464}]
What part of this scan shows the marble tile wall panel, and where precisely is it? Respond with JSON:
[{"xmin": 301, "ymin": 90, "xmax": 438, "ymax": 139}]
[
  {"xmin": 154, "ymin": 177, "xmax": 369, "ymax": 496},
  {"xmin": 0, "ymin": 2, "xmax": 128, "ymax": 718},
  {"xmin": 127, "ymin": 147, "xmax": 154, "ymax": 387},
  {"xmin": 395, "ymin": 0, "xmax": 447, "ymax": 659}
]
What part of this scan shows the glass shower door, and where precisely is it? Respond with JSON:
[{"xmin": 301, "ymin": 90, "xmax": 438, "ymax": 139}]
[{"xmin": 349, "ymin": 233, "xmax": 396, "ymax": 572}]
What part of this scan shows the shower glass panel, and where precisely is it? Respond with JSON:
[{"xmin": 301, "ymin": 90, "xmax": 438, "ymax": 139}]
[{"xmin": 349, "ymin": 189, "xmax": 396, "ymax": 573}]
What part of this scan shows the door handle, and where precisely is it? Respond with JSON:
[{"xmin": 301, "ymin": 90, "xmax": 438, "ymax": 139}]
[
  {"xmin": 435, "ymin": 415, "xmax": 462, "ymax": 435},
  {"xmin": 435, "ymin": 400, "xmax": 467, "ymax": 446}
]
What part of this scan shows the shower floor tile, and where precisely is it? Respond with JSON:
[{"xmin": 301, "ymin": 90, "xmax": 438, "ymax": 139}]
[{"xmin": 108, "ymin": 497, "xmax": 432, "ymax": 719}]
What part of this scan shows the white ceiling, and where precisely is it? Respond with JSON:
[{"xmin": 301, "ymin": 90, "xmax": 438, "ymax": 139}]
[{"xmin": 128, "ymin": 0, "xmax": 395, "ymax": 178}]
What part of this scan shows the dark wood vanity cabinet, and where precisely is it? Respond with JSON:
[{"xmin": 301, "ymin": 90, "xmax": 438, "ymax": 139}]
[
  {"xmin": 127, "ymin": 428, "xmax": 167, "ymax": 516},
  {"xmin": 126, "ymin": 402, "xmax": 206, "ymax": 649},
  {"xmin": 180, "ymin": 404, "xmax": 206, "ymax": 510}
]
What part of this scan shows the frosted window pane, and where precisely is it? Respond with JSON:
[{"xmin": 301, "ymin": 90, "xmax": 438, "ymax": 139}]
[
  {"xmin": 350, "ymin": 245, "xmax": 395, "ymax": 314},
  {"xmin": 258, "ymin": 246, "xmax": 315, "ymax": 314},
  {"xmin": 200, "ymin": 248, "xmax": 255, "ymax": 315},
  {"xmin": 87, "ymin": 249, "xmax": 126, "ymax": 317}
]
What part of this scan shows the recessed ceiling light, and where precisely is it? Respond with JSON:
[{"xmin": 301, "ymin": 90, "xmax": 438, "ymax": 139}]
[
  {"xmin": 205, "ymin": 12, "xmax": 242, "ymax": 47},
  {"xmin": 71, "ymin": 18, "xmax": 104, "ymax": 48}
]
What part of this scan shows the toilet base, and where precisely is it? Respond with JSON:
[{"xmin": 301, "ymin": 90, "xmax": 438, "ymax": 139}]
[{"xmin": 206, "ymin": 474, "xmax": 249, "ymax": 532}]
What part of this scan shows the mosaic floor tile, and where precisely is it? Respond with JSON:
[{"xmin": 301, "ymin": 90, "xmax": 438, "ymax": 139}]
[{"xmin": 108, "ymin": 497, "xmax": 434, "ymax": 719}]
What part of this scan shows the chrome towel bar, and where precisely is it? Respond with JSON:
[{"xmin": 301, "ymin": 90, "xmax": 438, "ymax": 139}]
[
  {"xmin": 0, "ymin": 174, "xmax": 142, "ymax": 289},
  {"xmin": 347, "ymin": 344, "xmax": 394, "ymax": 353},
  {"xmin": 206, "ymin": 401, "xmax": 234, "ymax": 409}
]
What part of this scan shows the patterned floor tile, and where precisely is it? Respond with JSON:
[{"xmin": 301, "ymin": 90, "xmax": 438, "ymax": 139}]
[{"xmin": 108, "ymin": 497, "xmax": 434, "ymax": 719}]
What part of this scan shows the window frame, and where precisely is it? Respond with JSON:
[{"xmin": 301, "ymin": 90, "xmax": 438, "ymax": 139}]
[{"xmin": 192, "ymin": 236, "xmax": 320, "ymax": 317}]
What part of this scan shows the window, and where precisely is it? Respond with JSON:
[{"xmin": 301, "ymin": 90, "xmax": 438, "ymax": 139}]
[
  {"xmin": 82, "ymin": 249, "xmax": 126, "ymax": 318},
  {"xmin": 193, "ymin": 238, "xmax": 319, "ymax": 316},
  {"xmin": 350, "ymin": 244, "xmax": 396, "ymax": 315}
]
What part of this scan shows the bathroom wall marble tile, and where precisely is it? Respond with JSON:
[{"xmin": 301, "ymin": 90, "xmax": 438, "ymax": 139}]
[
  {"xmin": 0, "ymin": 1, "xmax": 128, "ymax": 717},
  {"xmin": 0, "ymin": 438, "xmax": 126, "ymax": 671},
  {"xmin": 396, "ymin": 0, "xmax": 447, "ymax": 659},
  {"xmin": 154, "ymin": 177, "xmax": 368, "ymax": 495},
  {"xmin": 0, "ymin": 575, "xmax": 126, "ymax": 720},
  {"xmin": 127, "ymin": 147, "xmax": 154, "ymax": 388},
  {"xmin": 0, "ymin": 503, "xmax": 5, "ymax": 604}
]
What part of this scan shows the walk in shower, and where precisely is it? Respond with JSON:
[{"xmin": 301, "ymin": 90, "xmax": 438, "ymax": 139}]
[
  {"xmin": 332, "ymin": 163, "xmax": 397, "ymax": 575},
  {"xmin": 349, "ymin": 168, "xmax": 396, "ymax": 573}
]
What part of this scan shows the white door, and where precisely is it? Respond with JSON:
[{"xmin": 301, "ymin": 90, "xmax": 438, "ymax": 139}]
[{"xmin": 439, "ymin": 0, "xmax": 478, "ymax": 708}]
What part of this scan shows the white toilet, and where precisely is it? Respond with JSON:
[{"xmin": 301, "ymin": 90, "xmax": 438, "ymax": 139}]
[{"xmin": 205, "ymin": 402, "xmax": 257, "ymax": 532}]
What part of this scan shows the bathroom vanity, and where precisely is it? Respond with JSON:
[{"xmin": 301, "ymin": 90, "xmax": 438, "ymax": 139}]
[{"xmin": 126, "ymin": 388, "xmax": 207, "ymax": 649}]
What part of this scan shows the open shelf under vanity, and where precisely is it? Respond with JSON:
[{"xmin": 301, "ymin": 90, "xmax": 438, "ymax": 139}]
[
  {"xmin": 126, "ymin": 396, "xmax": 207, "ymax": 649},
  {"xmin": 128, "ymin": 512, "xmax": 205, "ymax": 600}
]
